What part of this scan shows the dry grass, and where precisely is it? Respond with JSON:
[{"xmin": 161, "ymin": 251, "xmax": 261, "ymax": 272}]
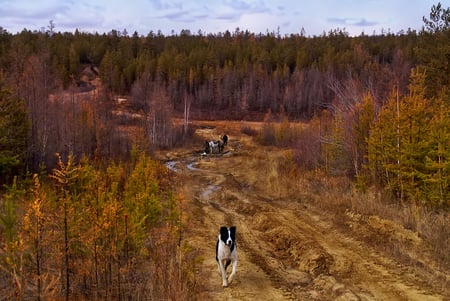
[{"xmin": 241, "ymin": 144, "xmax": 449, "ymax": 277}]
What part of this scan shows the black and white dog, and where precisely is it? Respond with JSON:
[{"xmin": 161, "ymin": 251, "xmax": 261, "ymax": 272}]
[{"xmin": 216, "ymin": 226, "xmax": 238, "ymax": 287}]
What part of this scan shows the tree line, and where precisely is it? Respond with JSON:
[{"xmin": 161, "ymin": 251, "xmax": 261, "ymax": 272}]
[
  {"xmin": 0, "ymin": 3, "xmax": 448, "ymax": 192},
  {"xmin": 0, "ymin": 3, "xmax": 448, "ymax": 193}
]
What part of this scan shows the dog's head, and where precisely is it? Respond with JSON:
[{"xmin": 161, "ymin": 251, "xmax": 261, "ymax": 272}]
[{"xmin": 220, "ymin": 226, "xmax": 236, "ymax": 247}]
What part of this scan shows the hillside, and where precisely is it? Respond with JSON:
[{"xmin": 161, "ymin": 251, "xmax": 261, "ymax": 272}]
[{"xmin": 156, "ymin": 121, "xmax": 449, "ymax": 300}]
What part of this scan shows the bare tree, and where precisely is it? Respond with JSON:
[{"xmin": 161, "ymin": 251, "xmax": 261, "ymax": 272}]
[
  {"xmin": 183, "ymin": 91, "xmax": 191, "ymax": 135},
  {"xmin": 17, "ymin": 52, "xmax": 56, "ymax": 170},
  {"xmin": 131, "ymin": 76, "xmax": 174, "ymax": 149}
]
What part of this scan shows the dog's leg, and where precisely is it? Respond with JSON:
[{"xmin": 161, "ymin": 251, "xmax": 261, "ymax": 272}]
[
  {"xmin": 228, "ymin": 259, "xmax": 237, "ymax": 284},
  {"xmin": 217, "ymin": 261, "xmax": 222, "ymax": 275},
  {"xmin": 218, "ymin": 259, "xmax": 228, "ymax": 287}
]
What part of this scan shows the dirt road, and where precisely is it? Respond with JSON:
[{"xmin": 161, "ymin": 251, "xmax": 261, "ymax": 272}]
[{"xmin": 159, "ymin": 123, "xmax": 449, "ymax": 301}]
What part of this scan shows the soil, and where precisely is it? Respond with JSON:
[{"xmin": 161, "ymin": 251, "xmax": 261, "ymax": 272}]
[{"xmin": 156, "ymin": 121, "xmax": 449, "ymax": 301}]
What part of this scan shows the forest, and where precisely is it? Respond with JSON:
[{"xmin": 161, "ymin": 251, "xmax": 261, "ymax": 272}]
[{"xmin": 0, "ymin": 2, "xmax": 449, "ymax": 300}]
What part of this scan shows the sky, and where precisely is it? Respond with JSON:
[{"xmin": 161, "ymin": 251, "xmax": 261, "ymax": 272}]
[{"xmin": 0, "ymin": 0, "xmax": 448, "ymax": 37}]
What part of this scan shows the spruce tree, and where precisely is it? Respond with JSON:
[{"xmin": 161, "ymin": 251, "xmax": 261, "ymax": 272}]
[{"xmin": 0, "ymin": 80, "xmax": 28, "ymax": 184}]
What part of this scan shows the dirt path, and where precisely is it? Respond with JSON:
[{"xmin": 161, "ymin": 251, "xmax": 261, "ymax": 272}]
[{"xmin": 159, "ymin": 124, "xmax": 449, "ymax": 301}]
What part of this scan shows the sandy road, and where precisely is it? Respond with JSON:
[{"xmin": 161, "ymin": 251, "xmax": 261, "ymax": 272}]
[{"xmin": 159, "ymin": 125, "xmax": 448, "ymax": 301}]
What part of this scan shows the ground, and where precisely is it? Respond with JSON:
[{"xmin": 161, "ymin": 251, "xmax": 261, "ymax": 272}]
[{"xmin": 156, "ymin": 120, "xmax": 449, "ymax": 301}]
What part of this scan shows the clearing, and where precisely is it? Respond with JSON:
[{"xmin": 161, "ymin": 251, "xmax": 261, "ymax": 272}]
[{"xmin": 156, "ymin": 120, "xmax": 449, "ymax": 301}]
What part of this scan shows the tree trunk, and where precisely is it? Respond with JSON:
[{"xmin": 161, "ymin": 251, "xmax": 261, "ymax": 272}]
[{"xmin": 64, "ymin": 199, "xmax": 70, "ymax": 301}]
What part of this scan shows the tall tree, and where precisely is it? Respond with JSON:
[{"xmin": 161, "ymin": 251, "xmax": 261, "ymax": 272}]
[
  {"xmin": 352, "ymin": 93, "xmax": 376, "ymax": 178},
  {"xmin": 0, "ymin": 177, "xmax": 26, "ymax": 299},
  {"xmin": 422, "ymin": 91, "xmax": 450, "ymax": 207},
  {"xmin": 367, "ymin": 68, "xmax": 444, "ymax": 205},
  {"xmin": 22, "ymin": 174, "xmax": 49, "ymax": 300},
  {"xmin": 50, "ymin": 153, "xmax": 80, "ymax": 300},
  {"xmin": 418, "ymin": 2, "xmax": 450, "ymax": 97},
  {"xmin": 17, "ymin": 51, "xmax": 55, "ymax": 171},
  {"xmin": 0, "ymin": 79, "xmax": 28, "ymax": 184}
]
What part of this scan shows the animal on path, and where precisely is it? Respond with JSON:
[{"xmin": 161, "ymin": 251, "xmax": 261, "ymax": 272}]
[
  {"xmin": 203, "ymin": 140, "xmax": 210, "ymax": 154},
  {"xmin": 216, "ymin": 226, "xmax": 238, "ymax": 287},
  {"xmin": 205, "ymin": 140, "xmax": 223, "ymax": 154},
  {"xmin": 202, "ymin": 135, "xmax": 227, "ymax": 155},
  {"xmin": 222, "ymin": 134, "xmax": 228, "ymax": 146}
]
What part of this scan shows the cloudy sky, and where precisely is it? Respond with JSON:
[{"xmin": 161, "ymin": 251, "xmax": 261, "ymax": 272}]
[{"xmin": 0, "ymin": 0, "xmax": 446, "ymax": 36}]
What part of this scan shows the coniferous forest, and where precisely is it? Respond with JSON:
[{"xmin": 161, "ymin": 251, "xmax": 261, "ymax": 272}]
[{"xmin": 0, "ymin": 3, "xmax": 449, "ymax": 300}]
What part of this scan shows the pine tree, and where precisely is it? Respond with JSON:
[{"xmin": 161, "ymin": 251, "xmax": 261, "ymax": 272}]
[
  {"xmin": 418, "ymin": 3, "xmax": 450, "ymax": 97},
  {"xmin": 422, "ymin": 92, "xmax": 450, "ymax": 207},
  {"xmin": 397, "ymin": 68, "xmax": 431, "ymax": 202},
  {"xmin": 353, "ymin": 93, "xmax": 376, "ymax": 184},
  {"xmin": 368, "ymin": 86, "xmax": 405, "ymax": 198},
  {"xmin": 367, "ymin": 67, "xmax": 445, "ymax": 205},
  {"xmin": 22, "ymin": 174, "xmax": 47, "ymax": 299},
  {"xmin": 123, "ymin": 154, "xmax": 162, "ymax": 246},
  {"xmin": 0, "ymin": 79, "xmax": 28, "ymax": 184},
  {"xmin": 50, "ymin": 153, "xmax": 80, "ymax": 300},
  {"xmin": 0, "ymin": 177, "xmax": 26, "ymax": 299}
]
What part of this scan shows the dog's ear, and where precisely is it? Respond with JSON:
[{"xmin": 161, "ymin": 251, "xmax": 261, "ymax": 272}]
[{"xmin": 230, "ymin": 226, "xmax": 236, "ymax": 240}]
